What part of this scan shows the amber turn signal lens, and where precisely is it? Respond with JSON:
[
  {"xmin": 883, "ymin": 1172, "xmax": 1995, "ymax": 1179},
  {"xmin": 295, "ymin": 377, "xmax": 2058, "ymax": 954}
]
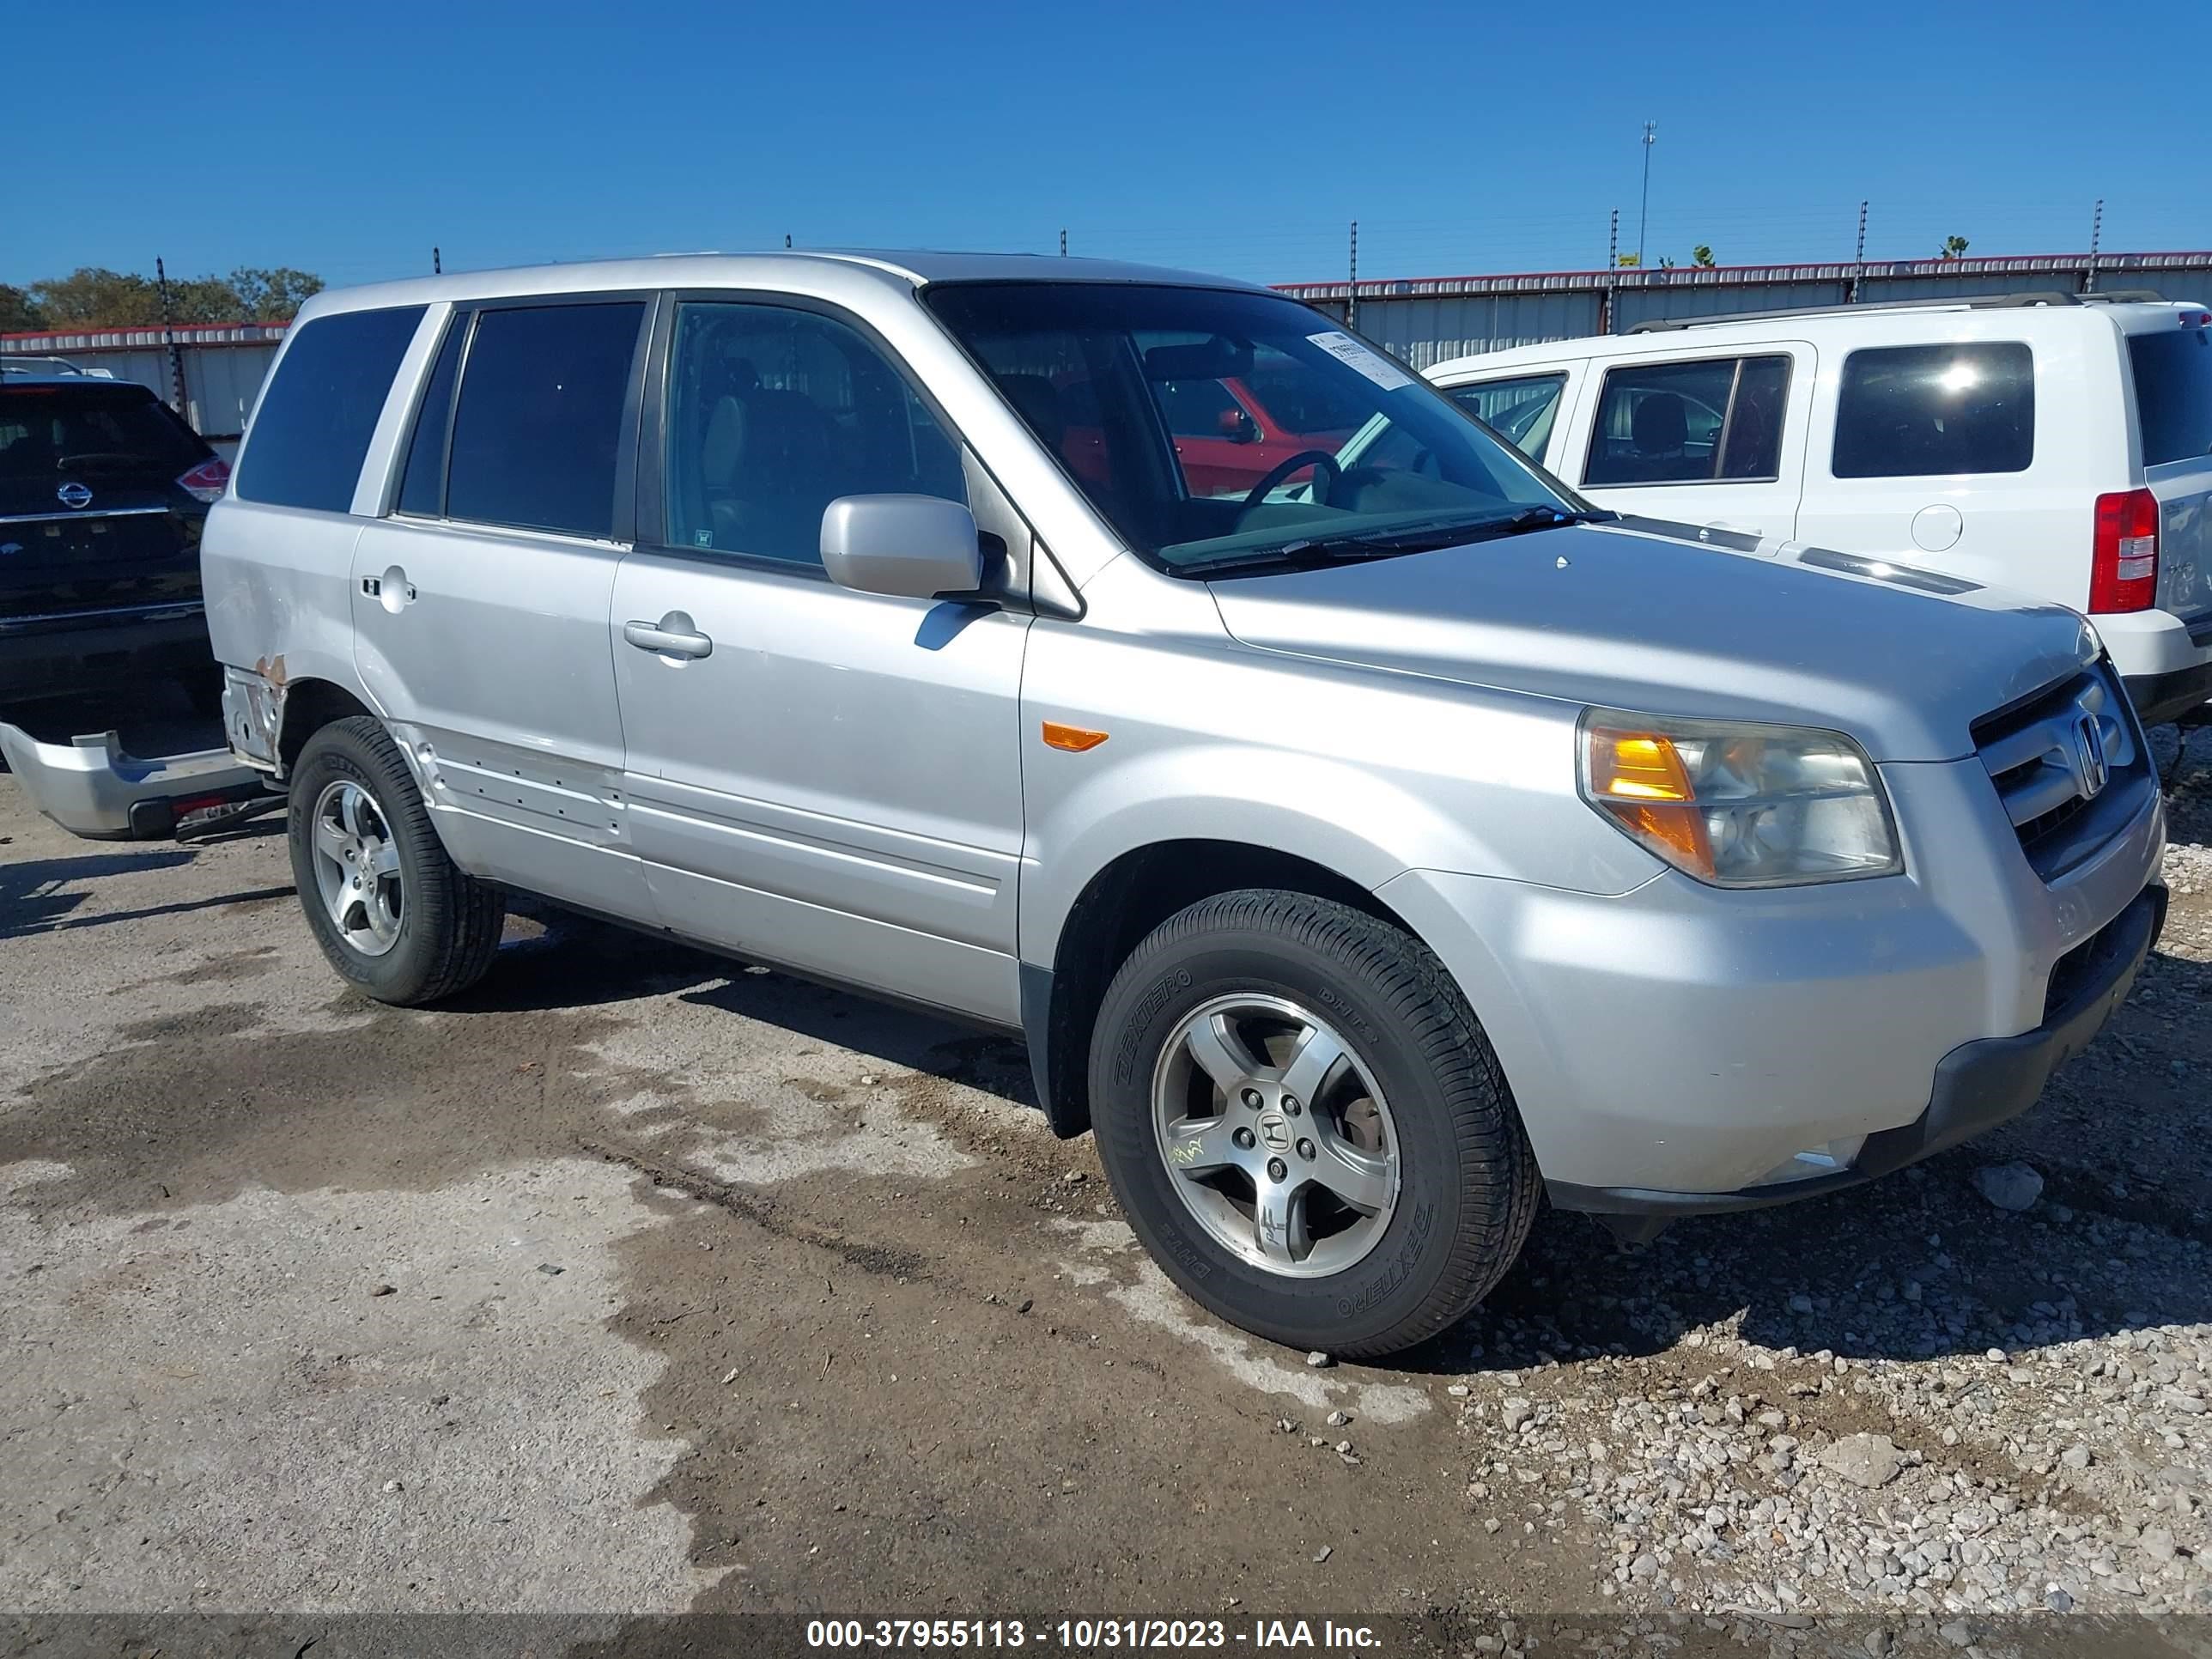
[
  {"xmin": 1582, "ymin": 721, "xmax": 1714, "ymax": 878},
  {"xmin": 1588, "ymin": 730, "xmax": 1693, "ymax": 802},
  {"xmin": 1042, "ymin": 721, "xmax": 1109, "ymax": 752}
]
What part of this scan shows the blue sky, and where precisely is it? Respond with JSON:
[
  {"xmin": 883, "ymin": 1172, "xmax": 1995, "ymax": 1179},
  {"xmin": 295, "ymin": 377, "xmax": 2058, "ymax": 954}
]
[{"xmin": 7, "ymin": 0, "xmax": 2204, "ymax": 293}]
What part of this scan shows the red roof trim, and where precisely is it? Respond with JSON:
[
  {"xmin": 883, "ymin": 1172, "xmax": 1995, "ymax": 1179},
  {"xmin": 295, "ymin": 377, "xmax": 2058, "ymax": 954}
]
[{"xmin": 1273, "ymin": 248, "xmax": 2212, "ymax": 295}]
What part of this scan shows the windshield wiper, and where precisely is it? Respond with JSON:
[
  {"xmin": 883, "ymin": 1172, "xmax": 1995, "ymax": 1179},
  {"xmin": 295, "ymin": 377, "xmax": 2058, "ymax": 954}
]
[
  {"xmin": 1455, "ymin": 505, "xmax": 1615, "ymax": 539},
  {"xmin": 1183, "ymin": 506, "xmax": 1612, "ymax": 576}
]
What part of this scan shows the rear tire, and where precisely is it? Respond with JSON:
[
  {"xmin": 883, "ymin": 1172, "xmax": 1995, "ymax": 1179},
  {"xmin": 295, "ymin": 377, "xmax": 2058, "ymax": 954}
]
[
  {"xmin": 1087, "ymin": 889, "xmax": 1539, "ymax": 1358},
  {"xmin": 287, "ymin": 716, "xmax": 505, "ymax": 1006}
]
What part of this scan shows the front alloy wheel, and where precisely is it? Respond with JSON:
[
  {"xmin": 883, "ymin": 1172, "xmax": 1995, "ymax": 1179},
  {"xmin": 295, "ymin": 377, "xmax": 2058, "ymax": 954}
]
[
  {"xmin": 1088, "ymin": 889, "xmax": 1540, "ymax": 1358},
  {"xmin": 1152, "ymin": 994, "xmax": 1399, "ymax": 1277}
]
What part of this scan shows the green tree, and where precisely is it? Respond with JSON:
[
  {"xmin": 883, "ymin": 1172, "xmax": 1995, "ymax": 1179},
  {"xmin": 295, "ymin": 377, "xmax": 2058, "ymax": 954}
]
[
  {"xmin": 18, "ymin": 264, "xmax": 323, "ymax": 329},
  {"xmin": 1938, "ymin": 234, "xmax": 1970, "ymax": 260},
  {"xmin": 1692, "ymin": 244, "xmax": 1717, "ymax": 268},
  {"xmin": 167, "ymin": 276, "xmax": 243, "ymax": 323},
  {"xmin": 29, "ymin": 267, "xmax": 165, "ymax": 327},
  {"xmin": 229, "ymin": 266, "xmax": 323, "ymax": 322},
  {"xmin": 0, "ymin": 283, "xmax": 46, "ymax": 331}
]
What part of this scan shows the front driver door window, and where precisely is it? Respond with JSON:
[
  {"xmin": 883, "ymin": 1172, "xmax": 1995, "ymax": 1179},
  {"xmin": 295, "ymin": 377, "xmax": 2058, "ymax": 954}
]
[
  {"xmin": 1448, "ymin": 373, "xmax": 1569, "ymax": 463},
  {"xmin": 610, "ymin": 298, "xmax": 1030, "ymax": 1024}
]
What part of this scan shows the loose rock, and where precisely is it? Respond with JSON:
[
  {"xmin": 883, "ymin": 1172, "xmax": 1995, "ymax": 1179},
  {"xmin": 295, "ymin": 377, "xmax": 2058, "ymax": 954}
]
[
  {"xmin": 1819, "ymin": 1432, "xmax": 1904, "ymax": 1490},
  {"xmin": 1972, "ymin": 1162, "xmax": 2044, "ymax": 1212}
]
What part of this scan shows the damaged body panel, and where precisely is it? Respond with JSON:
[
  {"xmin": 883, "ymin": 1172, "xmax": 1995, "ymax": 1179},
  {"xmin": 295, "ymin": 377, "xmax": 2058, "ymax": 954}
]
[
  {"xmin": 0, "ymin": 722, "xmax": 262, "ymax": 840},
  {"xmin": 221, "ymin": 661, "xmax": 289, "ymax": 771}
]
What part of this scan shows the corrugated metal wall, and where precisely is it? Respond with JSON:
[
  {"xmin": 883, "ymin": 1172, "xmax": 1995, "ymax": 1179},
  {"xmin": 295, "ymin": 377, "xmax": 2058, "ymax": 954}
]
[
  {"xmin": 7, "ymin": 252, "xmax": 2207, "ymax": 437},
  {"xmin": 32, "ymin": 343, "xmax": 280, "ymax": 448},
  {"xmin": 1285, "ymin": 252, "xmax": 2212, "ymax": 366},
  {"xmin": 1, "ymin": 325, "xmax": 284, "ymax": 453},
  {"xmin": 1330, "ymin": 292, "xmax": 1604, "ymax": 368}
]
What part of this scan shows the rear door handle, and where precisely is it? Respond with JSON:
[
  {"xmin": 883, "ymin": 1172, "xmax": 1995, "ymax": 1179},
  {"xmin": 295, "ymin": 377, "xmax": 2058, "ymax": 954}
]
[{"xmin": 623, "ymin": 614, "xmax": 713, "ymax": 659}]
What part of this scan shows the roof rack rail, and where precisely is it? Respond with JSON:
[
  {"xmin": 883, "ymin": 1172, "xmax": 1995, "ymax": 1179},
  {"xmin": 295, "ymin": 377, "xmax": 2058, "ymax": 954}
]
[{"xmin": 1626, "ymin": 289, "xmax": 2166, "ymax": 332}]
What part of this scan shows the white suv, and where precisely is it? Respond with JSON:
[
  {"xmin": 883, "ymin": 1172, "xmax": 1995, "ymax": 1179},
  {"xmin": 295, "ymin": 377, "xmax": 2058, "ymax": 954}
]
[{"xmin": 1425, "ymin": 295, "xmax": 2212, "ymax": 726}]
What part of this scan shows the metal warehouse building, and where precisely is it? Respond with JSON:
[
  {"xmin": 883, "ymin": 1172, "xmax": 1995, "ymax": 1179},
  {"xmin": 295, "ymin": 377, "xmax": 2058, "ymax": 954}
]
[
  {"xmin": 5, "ymin": 249, "xmax": 2209, "ymax": 441},
  {"xmin": 0, "ymin": 320, "xmax": 288, "ymax": 454},
  {"xmin": 1284, "ymin": 248, "xmax": 2212, "ymax": 368}
]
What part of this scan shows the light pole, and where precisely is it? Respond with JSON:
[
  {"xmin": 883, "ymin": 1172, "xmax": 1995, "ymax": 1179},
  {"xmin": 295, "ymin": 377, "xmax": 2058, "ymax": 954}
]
[{"xmin": 1637, "ymin": 121, "xmax": 1656, "ymax": 267}]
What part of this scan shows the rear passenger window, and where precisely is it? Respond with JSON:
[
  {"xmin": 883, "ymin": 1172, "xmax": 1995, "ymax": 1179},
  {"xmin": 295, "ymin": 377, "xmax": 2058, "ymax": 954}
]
[
  {"xmin": 662, "ymin": 301, "xmax": 965, "ymax": 565},
  {"xmin": 2128, "ymin": 325, "xmax": 2212, "ymax": 467},
  {"xmin": 1449, "ymin": 374, "xmax": 1567, "ymax": 459},
  {"xmin": 235, "ymin": 305, "xmax": 425, "ymax": 512},
  {"xmin": 1832, "ymin": 342, "xmax": 2033, "ymax": 478},
  {"xmin": 1583, "ymin": 356, "xmax": 1791, "ymax": 486},
  {"xmin": 444, "ymin": 301, "xmax": 647, "ymax": 539}
]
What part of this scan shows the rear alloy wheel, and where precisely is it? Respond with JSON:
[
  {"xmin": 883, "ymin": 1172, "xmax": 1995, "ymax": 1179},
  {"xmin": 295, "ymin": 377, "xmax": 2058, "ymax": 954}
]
[
  {"xmin": 307, "ymin": 778, "xmax": 404, "ymax": 957},
  {"xmin": 1089, "ymin": 889, "xmax": 1540, "ymax": 1358},
  {"xmin": 287, "ymin": 716, "xmax": 505, "ymax": 1006}
]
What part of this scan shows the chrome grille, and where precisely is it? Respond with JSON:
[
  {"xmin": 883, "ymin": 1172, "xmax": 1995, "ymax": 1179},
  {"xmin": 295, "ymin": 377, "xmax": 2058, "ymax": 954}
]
[{"xmin": 1972, "ymin": 667, "xmax": 2149, "ymax": 882}]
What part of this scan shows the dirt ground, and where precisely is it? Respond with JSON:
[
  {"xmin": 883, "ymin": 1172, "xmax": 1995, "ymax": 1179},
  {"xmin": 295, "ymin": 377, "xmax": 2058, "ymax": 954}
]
[{"xmin": 3, "ymin": 690, "xmax": 2209, "ymax": 1655}]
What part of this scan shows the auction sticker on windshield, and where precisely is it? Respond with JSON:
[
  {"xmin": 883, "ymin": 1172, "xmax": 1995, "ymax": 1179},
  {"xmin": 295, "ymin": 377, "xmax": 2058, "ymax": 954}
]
[{"xmin": 1306, "ymin": 331, "xmax": 1413, "ymax": 392}]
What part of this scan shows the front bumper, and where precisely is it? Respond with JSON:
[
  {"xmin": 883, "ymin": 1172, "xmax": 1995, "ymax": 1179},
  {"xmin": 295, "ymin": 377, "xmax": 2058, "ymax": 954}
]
[
  {"xmin": 1377, "ymin": 752, "xmax": 2166, "ymax": 1197},
  {"xmin": 1547, "ymin": 883, "xmax": 2165, "ymax": 1218}
]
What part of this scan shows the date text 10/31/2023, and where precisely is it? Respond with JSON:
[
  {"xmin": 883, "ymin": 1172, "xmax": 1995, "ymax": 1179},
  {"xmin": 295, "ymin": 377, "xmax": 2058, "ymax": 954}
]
[{"xmin": 805, "ymin": 1619, "xmax": 1384, "ymax": 1650}]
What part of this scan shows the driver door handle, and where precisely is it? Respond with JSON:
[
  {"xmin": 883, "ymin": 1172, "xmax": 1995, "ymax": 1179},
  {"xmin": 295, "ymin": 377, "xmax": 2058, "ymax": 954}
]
[{"xmin": 623, "ymin": 616, "xmax": 713, "ymax": 660}]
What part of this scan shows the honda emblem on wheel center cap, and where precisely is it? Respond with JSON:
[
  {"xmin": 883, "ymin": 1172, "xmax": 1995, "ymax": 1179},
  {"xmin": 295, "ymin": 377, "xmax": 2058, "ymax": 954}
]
[{"xmin": 1257, "ymin": 1113, "xmax": 1291, "ymax": 1151}]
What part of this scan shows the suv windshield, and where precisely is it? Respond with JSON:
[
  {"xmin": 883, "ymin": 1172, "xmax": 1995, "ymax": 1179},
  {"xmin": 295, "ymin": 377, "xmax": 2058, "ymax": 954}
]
[{"xmin": 924, "ymin": 283, "xmax": 1577, "ymax": 572}]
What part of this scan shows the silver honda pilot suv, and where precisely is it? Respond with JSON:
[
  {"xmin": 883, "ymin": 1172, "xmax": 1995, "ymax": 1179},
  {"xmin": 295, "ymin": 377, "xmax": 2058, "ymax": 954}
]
[{"xmin": 194, "ymin": 252, "xmax": 2166, "ymax": 1356}]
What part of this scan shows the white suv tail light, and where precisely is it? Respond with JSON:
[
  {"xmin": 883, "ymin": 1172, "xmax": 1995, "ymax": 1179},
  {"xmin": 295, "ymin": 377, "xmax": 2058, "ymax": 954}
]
[{"xmin": 2089, "ymin": 488, "xmax": 2159, "ymax": 613}]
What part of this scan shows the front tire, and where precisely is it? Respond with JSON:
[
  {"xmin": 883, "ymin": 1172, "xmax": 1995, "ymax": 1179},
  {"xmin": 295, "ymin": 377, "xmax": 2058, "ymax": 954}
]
[
  {"xmin": 1088, "ymin": 890, "xmax": 1539, "ymax": 1358},
  {"xmin": 287, "ymin": 716, "xmax": 505, "ymax": 1006}
]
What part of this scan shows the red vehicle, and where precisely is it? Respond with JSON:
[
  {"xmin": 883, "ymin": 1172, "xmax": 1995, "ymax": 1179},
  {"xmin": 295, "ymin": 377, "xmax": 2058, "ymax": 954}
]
[
  {"xmin": 1152, "ymin": 373, "xmax": 1360, "ymax": 496},
  {"xmin": 1022, "ymin": 346, "xmax": 1370, "ymax": 502}
]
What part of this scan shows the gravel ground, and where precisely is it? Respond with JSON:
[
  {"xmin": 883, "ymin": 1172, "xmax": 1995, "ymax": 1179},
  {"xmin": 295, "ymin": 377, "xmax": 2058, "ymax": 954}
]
[{"xmin": 1, "ymin": 690, "xmax": 2207, "ymax": 1651}]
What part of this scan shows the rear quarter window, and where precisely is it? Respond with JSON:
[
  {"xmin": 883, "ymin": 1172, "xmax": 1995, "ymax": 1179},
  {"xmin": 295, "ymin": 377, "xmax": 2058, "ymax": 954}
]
[
  {"xmin": 2128, "ymin": 325, "xmax": 2212, "ymax": 466},
  {"xmin": 236, "ymin": 306, "xmax": 426, "ymax": 512},
  {"xmin": 1832, "ymin": 341, "xmax": 2033, "ymax": 478}
]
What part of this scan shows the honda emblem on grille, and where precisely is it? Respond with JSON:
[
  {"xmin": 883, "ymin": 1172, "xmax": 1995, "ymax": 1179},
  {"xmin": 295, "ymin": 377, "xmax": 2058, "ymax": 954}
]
[
  {"xmin": 2071, "ymin": 714, "xmax": 2108, "ymax": 799},
  {"xmin": 57, "ymin": 481, "xmax": 93, "ymax": 509}
]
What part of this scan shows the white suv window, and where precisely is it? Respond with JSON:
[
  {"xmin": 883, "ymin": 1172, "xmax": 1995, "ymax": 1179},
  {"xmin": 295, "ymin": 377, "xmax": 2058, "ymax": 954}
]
[
  {"xmin": 1583, "ymin": 356, "xmax": 1790, "ymax": 486},
  {"xmin": 1449, "ymin": 374, "xmax": 1566, "ymax": 459},
  {"xmin": 1832, "ymin": 342, "xmax": 2033, "ymax": 478}
]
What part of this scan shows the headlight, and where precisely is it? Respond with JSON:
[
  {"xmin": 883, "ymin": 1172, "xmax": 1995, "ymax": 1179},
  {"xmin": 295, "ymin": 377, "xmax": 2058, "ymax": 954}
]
[{"xmin": 1578, "ymin": 709, "xmax": 1901, "ymax": 887}]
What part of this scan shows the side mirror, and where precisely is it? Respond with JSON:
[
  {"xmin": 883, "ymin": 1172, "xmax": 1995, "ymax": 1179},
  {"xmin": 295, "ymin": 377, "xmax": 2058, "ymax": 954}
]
[
  {"xmin": 1218, "ymin": 408, "xmax": 1260, "ymax": 443},
  {"xmin": 820, "ymin": 495, "xmax": 984, "ymax": 599}
]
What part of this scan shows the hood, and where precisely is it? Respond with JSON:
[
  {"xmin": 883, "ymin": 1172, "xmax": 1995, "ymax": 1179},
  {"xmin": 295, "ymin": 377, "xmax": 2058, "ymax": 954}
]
[{"xmin": 1206, "ymin": 520, "xmax": 2099, "ymax": 763}]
